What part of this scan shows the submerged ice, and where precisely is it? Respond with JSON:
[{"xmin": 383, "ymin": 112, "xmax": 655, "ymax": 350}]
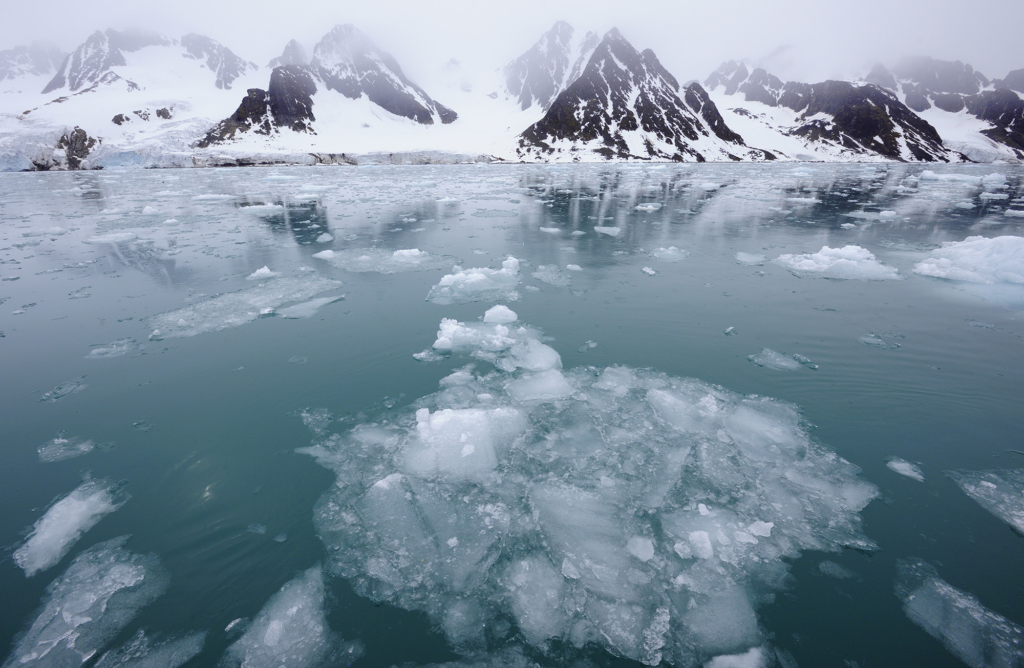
[
  {"xmin": 896, "ymin": 559, "xmax": 1024, "ymax": 668},
  {"xmin": 313, "ymin": 248, "xmax": 454, "ymax": 274},
  {"xmin": 4, "ymin": 537, "xmax": 167, "ymax": 668},
  {"xmin": 946, "ymin": 469, "xmax": 1024, "ymax": 535},
  {"xmin": 299, "ymin": 309, "xmax": 877, "ymax": 666},
  {"xmin": 774, "ymin": 246, "xmax": 900, "ymax": 280}
]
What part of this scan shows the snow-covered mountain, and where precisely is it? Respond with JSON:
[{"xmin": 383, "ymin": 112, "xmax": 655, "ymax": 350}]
[
  {"xmin": 0, "ymin": 43, "xmax": 65, "ymax": 83},
  {"xmin": 518, "ymin": 29, "xmax": 772, "ymax": 162},
  {"xmin": 864, "ymin": 57, "xmax": 1024, "ymax": 161},
  {"xmin": 703, "ymin": 61, "xmax": 959, "ymax": 162},
  {"xmin": 268, "ymin": 40, "xmax": 308, "ymax": 69},
  {"xmin": 502, "ymin": 20, "xmax": 598, "ymax": 112}
]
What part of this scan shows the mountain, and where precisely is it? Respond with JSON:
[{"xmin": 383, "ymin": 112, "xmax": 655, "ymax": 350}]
[
  {"xmin": 503, "ymin": 20, "xmax": 599, "ymax": 111},
  {"xmin": 268, "ymin": 40, "xmax": 308, "ymax": 69},
  {"xmin": 865, "ymin": 57, "xmax": 1024, "ymax": 160},
  {"xmin": 0, "ymin": 43, "xmax": 65, "ymax": 82},
  {"xmin": 703, "ymin": 61, "xmax": 960, "ymax": 162},
  {"xmin": 518, "ymin": 29, "xmax": 772, "ymax": 162},
  {"xmin": 181, "ymin": 34, "xmax": 258, "ymax": 90}
]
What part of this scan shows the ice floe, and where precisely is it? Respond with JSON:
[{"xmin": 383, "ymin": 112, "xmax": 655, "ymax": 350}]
[
  {"xmin": 37, "ymin": 434, "xmax": 95, "ymax": 463},
  {"xmin": 914, "ymin": 236, "xmax": 1024, "ymax": 285},
  {"xmin": 426, "ymin": 257, "xmax": 521, "ymax": 305},
  {"xmin": 747, "ymin": 349, "xmax": 801, "ymax": 371},
  {"xmin": 86, "ymin": 338, "xmax": 138, "ymax": 359},
  {"xmin": 531, "ymin": 265, "xmax": 571, "ymax": 287},
  {"xmin": 886, "ymin": 458, "xmax": 925, "ymax": 482},
  {"xmin": 298, "ymin": 309, "xmax": 878, "ymax": 667},
  {"xmin": 594, "ymin": 226, "xmax": 621, "ymax": 237},
  {"xmin": 735, "ymin": 253, "xmax": 766, "ymax": 266},
  {"xmin": 313, "ymin": 248, "xmax": 454, "ymax": 274},
  {"xmin": 651, "ymin": 247, "xmax": 688, "ymax": 262},
  {"xmin": 220, "ymin": 566, "xmax": 362, "ymax": 668},
  {"xmin": 5, "ymin": 536, "xmax": 167, "ymax": 667},
  {"xmin": 39, "ymin": 376, "xmax": 87, "ymax": 402},
  {"xmin": 146, "ymin": 275, "xmax": 341, "ymax": 338},
  {"xmin": 93, "ymin": 629, "xmax": 206, "ymax": 668},
  {"xmin": 946, "ymin": 469, "xmax": 1024, "ymax": 534},
  {"xmin": 774, "ymin": 246, "xmax": 900, "ymax": 280},
  {"xmin": 14, "ymin": 479, "xmax": 129, "ymax": 577},
  {"xmin": 896, "ymin": 559, "xmax": 1024, "ymax": 667}
]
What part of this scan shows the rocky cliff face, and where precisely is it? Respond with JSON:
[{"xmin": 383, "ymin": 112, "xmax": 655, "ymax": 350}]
[
  {"xmin": 518, "ymin": 30, "xmax": 770, "ymax": 162},
  {"xmin": 503, "ymin": 21, "xmax": 599, "ymax": 112},
  {"xmin": 0, "ymin": 43, "xmax": 65, "ymax": 82}
]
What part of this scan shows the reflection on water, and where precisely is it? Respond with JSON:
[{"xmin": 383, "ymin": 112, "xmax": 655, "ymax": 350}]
[{"xmin": 1, "ymin": 163, "xmax": 1023, "ymax": 668}]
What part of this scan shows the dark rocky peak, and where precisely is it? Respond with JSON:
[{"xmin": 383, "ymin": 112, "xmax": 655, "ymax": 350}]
[
  {"xmin": 197, "ymin": 64, "xmax": 317, "ymax": 148},
  {"xmin": 310, "ymin": 24, "xmax": 456, "ymax": 125},
  {"xmin": 503, "ymin": 20, "xmax": 581, "ymax": 111},
  {"xmin": 864, "ymin": 63, "xmax": 897, "ymax": 91},
  {"xmin": 0, "ymin": 42, "xmax": 66, "ymax": 81},
  {"xmin": 704, "ymin": 61, "xmax": 750, "ymax": 95},
  {"xmin": 778, "ymin": 80, "xmax": 951, "ymax": 161},
  {"xmin": 992, "ymin": 69, "xmax": 1024, "ymax": 93},
  {"xmin": 683, "ymin": 82, "xmax": 743, "ymax": 144},
  {"xmin": 519, "ymin": 28, "xmax": 770, "ymax": 162},
  {"xmin": 268, "ymin": 40, "xmax": 308, "ymax": 69},
  {"xmin": 964, "ymin": 89, "xmax": 1024, "ymax": 158},
  {"xmin": 181, "ymin": 34, "xmax": 257, "ymax": 90},
  {"xmin": 42, "ymin": 28, "xmax": 168, "ymax": 94},
  {"xmin": 892, "ymin": 56, "xmax": 989, "ymax": 95}
]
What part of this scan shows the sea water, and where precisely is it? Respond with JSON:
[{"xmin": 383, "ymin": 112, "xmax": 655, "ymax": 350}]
[{"xmin": 1, "ymin": 163, "xmax": 1023, "ymax": 668}]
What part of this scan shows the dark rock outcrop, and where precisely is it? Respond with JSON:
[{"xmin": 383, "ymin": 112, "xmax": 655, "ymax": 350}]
[
  {"xmin": 964, "ymin": 89, "xmax": 1024, "ymax": 157},
  {"xmin": 111, "ymin": 113, "xmax": 129, "ymax": 125},
  {"xmin": 58, "ymin": 127, "xmax": 97, "ymax": 169},
  {"xmin": 519, "ymin": 29, "xmax": 769, "ymax": 162},
  {"xmin": 993, "ymin": 69, "xmax": 1024, "ymax": 93},
  {"xmin": 180, "ymin": 33, "xmax": 257, "ymax": 90},
  {"xmin": 864, "ymin": 63, "xmax": 897, "ymax": 91},
  {"xmin": 892, "ymin": 57, "xmax": 988, "ymax": 95}
]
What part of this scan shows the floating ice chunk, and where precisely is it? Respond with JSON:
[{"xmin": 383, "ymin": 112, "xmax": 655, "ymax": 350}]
[
  {"xmin": 684, "ymin": 588, "xmax": 761, "ymax": 655},
  {"xmin": 566, "ymin": 264, "xmax": 582, "ymax": 271},
  {"xmin": 320, "ymin": 248, "xmax": 454, "ymax": 274},
  {"xmin": 277, "ymin": 296, "xmax": 344, "ymax": 319},
  {"xmin": 427, "ymin": 257, "xmax": 521, "ymax": 305},
  {"xmin": 704, "ymin": 647, "xmax": 767, "ymax": 668},
  {"xmin": 879, "ymin": 210, "xmax": 897, "ymax": 218},
  {"xmin": 635, "ymin": 203, "xmax": 662, "ymax": 212},
  {"xmin": 14, "ymin": 479, "xmax": 129, "ymax": 576},
  {"xmin": 505, "ymin": 556, "xmax": 567, "ymax": 646},
  {"xmin": 85, "ymin": 232, "xmax": 137, "ymax": 244},
  {"xmin": 192, "ymin": 194, "xmax": 236, "ymax": 201},
  {"xmin": 983, "ymin": 173, "xmax": 1007, "ymax": 188},
  {"xmin": 38, "ymin": 434, "xmax": 94, "ymax": 462},
  {"xmin": 506, "ymin": 369, "xmax": 574, "ymax": 402},
  {"xmin": 946, "ymin": 469, "xmax": 1024, "ymax": 534},
  {"xmin": 774, "ymin": 246, "xmax": 900, "ymax": 280},
  {"xmin": 1004, "ymin": 209, "xmax": 1024, "ymax": 218},
  {"xmin": 689, "ymin": 531, "xmax": 715, "ymax": 559},
  {"xmin": 414, "ymin": 349, "xmax": 445, "ymax": 362},
  {"xmin": 919, "ymin": 171, "xmax": 982, "ymax": 184},
  {"xmin": 594, "ymin": 226, "xmax": 621, "ymax": 237},
  {"xmin": 627, "ymin": 536, "xmax": 655, "ymax": 561},
  {"xmin": 818, "ymin": 561, "xmax": 856, "ymax": 579},
  {"xmin": 86, "ymin": 338, "xmax": 137, "ymax": 359},
  {"xmin": 886, "ymin": 458, "xmax": 925, "ymax": 482},
  {"xmin": 641, "ymin": 267, "xmax": 657, "ymax": 276},
  {"xmin": 896, "ymin": 559, "xmax": 1024, "ymax": 668},
  {"xmin": 6, "ymin": 536, "xmax": 167, "ymax": 666},
  {"xmin": 146, "ymin": 276, "xmax": 341, "ymax": 338},
  {"xmin": 141, "ymin": 206, "xmax": 158, "ymax": 215},
  {"xmin": 747, "ymin": 521, "xmax": 774, "ymax": 538},
  {"xmin": 483, "ymin": 305, "xmax": 518, "ymax": 323},
  {"xmin": 93, "ymin": 629, "xmax": 206, "ymax": 668},
  {"xmin": 315, "ymin": 233, "xmax": 334, "ymax": 243},
  {"xmin": 747, "ymin": 348, "xmax": 801, "ymax": 371},
  {"xmin": 980, "ymin": 192, "xmax": 1009, "ymax": 201},
  {"xmin": 532, "ymin": 265, "xmax": 571, "ymax": 287},
  {"xmin": 840, "ymin": 222, "xmax": 858, "ymax": 229},
  {"xmin": 578, "ymin": 340, "xmax": 598, "ymax": 352},
  {"xmin": 571, "ymin": 230, "xmax": 586, "ymax": 236},
  {"xmin": 247, "ymin": 266, "xmax": 279, "ymax": 280},
  {"xmin": 405, "ymin": 407, "xmax": 526, "ymax": 481},
  {"xmin": 222, "ymin": 566, "xmax": 362, "ymax": 668},
  {"xmin": 538, "ymin": 227, "xmax": 561, "ymax": 234},
  {"xmin": 914, "ymin": 236, "xmax": 1024, "ymax": 285},
  {"xmin": 735, "ymin": 253, "xmax": 766, "ymax": 266},
  {"xmin": 311, "ymin": 250, "xmax": 335, "ymax": 259}
]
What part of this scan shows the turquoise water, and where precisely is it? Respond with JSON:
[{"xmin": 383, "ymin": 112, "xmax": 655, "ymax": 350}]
[{"xmin": 1, "ymin": 163, "xmax": 1023, "ymax": 668}]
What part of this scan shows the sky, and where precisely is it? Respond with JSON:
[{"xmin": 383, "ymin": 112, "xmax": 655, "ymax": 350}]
[{"xmin": 4, "ymin": 0, "xmax": 1023, "ymax": 87}]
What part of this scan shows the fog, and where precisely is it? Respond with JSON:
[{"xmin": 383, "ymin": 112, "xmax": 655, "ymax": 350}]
[{"xmin": 3, "ymin": 0, "xmax": 1023, "ymax": 88}]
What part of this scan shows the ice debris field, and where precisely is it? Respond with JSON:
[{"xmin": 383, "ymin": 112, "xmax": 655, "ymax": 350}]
[{"xmin": 3, "ymin": 162, "xmax": 1024, "ymax": 668}]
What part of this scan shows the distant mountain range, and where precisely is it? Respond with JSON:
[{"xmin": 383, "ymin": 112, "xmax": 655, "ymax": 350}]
[{"xmin": 0, "ymin": 21, "xmax": 1021, "ymax": 170}]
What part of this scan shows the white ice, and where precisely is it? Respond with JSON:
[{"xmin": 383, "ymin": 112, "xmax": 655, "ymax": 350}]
[
  {"xmin": 14, "ymin": 479, "xmax": 129, "ymax": 576},
  {"xmin": 914, "ymin": 236, "xmax": 1024, "ymax": 285},
  {"xmin": 427, "ymin": 257, "xmax": 521, "ymax": 305},
  {"xmin": 5, "ymin": 536, "xmax": 167, "ymax": 667},
  {"xmin": 774, "ymin": 246, "xmax": 900, "ymax": 280},
  {"xmin": 483, "ymin": 305, "xmax": 518, "ymax": 324},
  {"xmin": 246, "ymin": 266, "xmax": 280, "ymax": 280},
  {"xmin": 314, "ymin": 248, "xmax": 454, "ymax": 274},
  {"xmin": 221, "ymin": 565, "xmax": 362, "ymax": 668},
  {"xmin": 147, "ymin": 275, "xmax": 341, "ymax": 338},
  {"xmin": 886, "ymin": 458, "xmax": 925, "ymax": 482},
  {"xmin": 896, "ymin": 559, "xmax": 1024, "ymax": 668},
  {"xmin": 86, "ymin": 338, "xmax": 138, "ymax": 359},
  {"xmin": 299, "ymin": 310, "xmax": 878, "ymax": 668},
  {"xmin": 946, "ymin": 469, "xmax": 1024, "ymax": 535}
]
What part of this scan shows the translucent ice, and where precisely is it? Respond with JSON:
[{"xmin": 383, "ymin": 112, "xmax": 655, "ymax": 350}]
[
  {"xmin": 300, "ymin": 311, "xmax": 878, "ymax": 667},
  {"xmin": 532, "ymin": 265, "xmax": 571, "ymax": 287},
  {"xmin": 427, "ymin": 257, "xmax": 521, "ymax": 305},
  {"xmin": 946, "ymin": 469, "xmax": 1024, "ymax": 535},
  {"xmin": 14, "ymin": 479, "xmax": 129, "ymax": 576},
  {"xmin": 39, "ymin": 376, "xmax": 87, "ymax": 402},
  {"xmin": 594, "ymin": 226, "xmax": 621, "ymax": 237},
  {"xmin": 221, "ymin": 566, "xmax": 362, "ymax": 668},
  {"xmin": 86, "ymin": 338, "xmax": 138, "ymax": 359},
  {"xmin": 774, "ymin": 246, "xmax": 900, "ymax": 280},
  {"xmin": 735, "ymin": 253, "xmax": 766, "ymax": 266},
  {"xmin": 93, "ymin": 629, "xmax": 206, "ymax": 668},
  {"xmin": 651, "ymin": 247, "xmax": 688, "ymax": 262},
  {"xmin": 277, "ymin": 296, "xmax": 344, "ymax": 319},
  {"xmin": 38, "ymin": 434, "xmax": 95, "ymax": 463},
  {"xmin": 914, "ymin": 236, "xmax": 1024, "ymax": 285},
  {"xmin": 886, "ymin": 458, "xmax": 925, "ymax": 482},
  {"xmin": 896, "ymin": 559, "xmax": 1024, "ymax": 668},
  {"xmin": 315, "ymin": 248, "xmax": 454, "ymax": 274},
  {"xmin": 4, "ymin": 537, "xmax": 167, "ymax": 667},
  {"xmin": 748, "ymin": 349, "xmax": 801, "ymax": 371},
  {"xmin": 146, "ymin": 275, "xmax": 341, "ymax": 338}
]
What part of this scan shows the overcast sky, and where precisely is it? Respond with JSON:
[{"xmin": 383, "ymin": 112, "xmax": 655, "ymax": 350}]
[{"xmin": 4, "ymin": 0, "xmax": 1022, "ymax": 87}]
